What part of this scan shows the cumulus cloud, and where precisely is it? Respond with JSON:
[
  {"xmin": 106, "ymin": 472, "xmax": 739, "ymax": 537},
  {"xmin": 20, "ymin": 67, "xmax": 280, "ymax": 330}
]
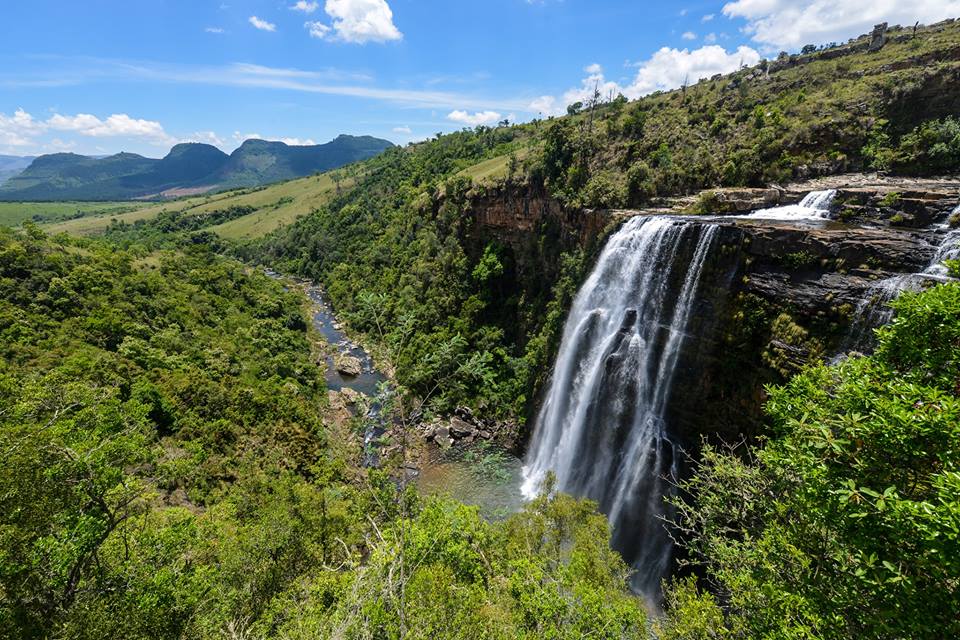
[
  {"xmin": 0, "ymin": 108, "xmax": 177, "ymax": 154},
  {"xmin": 447, "ymin": 110, "xmax": 502, "ymax": 126},
  {"xmin": 249, "ymin": 16, "xmax": 277, "ymax": 32},
  {"xmin": 392, "ymin": 125, "xmax": 412, "ymax": 134},
  {"xmin": 722, "ymin": 0, "xmax": 960, "ymax": 50},
  {"xmin": 682, "ymin": 31, "xmax": 697, "ymax": 40},
  {"xmin": 291, "ymin": 1, "xmax": 320, "ymax": 13},
  {"xmin": 306, "ymin": 0, "xmax": 402, "ymax": 44},
  {"xmin": 538, "ymin": 45, "xmax": 760, "ymax": 116},
  {"xmin": 702, "ymin": 13, "xmax": 715, "ymax": 22},
  {"xmin": 46, "ymin": 113, "xmax": 174, "ymax": 143},
  {"xmin": 0, "ymin": 109, "xmax": 44, "ymax": 147}
]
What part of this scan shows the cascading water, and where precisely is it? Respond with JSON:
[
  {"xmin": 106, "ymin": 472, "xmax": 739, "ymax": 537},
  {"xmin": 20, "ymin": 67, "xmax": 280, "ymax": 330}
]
[
  {"xmin": 521, "ymin": 215, "xmax": 721, "ymax": 597},
  {"xmin": 844, "ymin": 211, "xmax": 960, "ymax": 352},
  {"xmin": 742, "ymin": 189, "xmax": 837, "ymax": 221}
]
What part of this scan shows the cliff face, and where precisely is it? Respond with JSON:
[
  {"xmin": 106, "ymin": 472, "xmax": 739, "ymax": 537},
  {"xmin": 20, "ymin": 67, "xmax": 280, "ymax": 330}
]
[{"xmin": 461, "ymin": 177, "xmax": 956, "ymax": 445}]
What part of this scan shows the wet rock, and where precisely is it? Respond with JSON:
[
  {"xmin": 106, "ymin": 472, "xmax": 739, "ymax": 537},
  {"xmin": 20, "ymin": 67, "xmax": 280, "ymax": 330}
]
[
  {"xmin": 450, "ymin": 416, "xmax": 477, "ymax": 438},
  {"xmin": 702, "ymin": 188, "xmax": 784, "ymax": 214},
  {"xmin": 340, "ymin": 387, "xmax": 367, "ymax": 405},
  {"xmin": 335, "ymin": 353, "xmax": 362, "ymax": 376}
]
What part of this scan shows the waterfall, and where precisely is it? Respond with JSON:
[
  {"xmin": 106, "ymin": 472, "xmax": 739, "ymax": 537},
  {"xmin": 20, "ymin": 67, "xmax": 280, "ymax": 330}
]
[
  {"xmin": 845, "ymin": 220, "xmax": 960, "ymax": 352},
  {"xmin": 743, "ymin": 189, "xmax": 837, "ymax": 221},
  {"xmin": 521, "ymin": 215, "xmax": 721, "ymax": 597}
]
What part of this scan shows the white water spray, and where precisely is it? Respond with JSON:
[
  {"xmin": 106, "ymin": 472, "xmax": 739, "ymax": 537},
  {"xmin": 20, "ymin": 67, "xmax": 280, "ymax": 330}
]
[
  {"xmin": 743, "ymin": 189, "xmax": 837, "ymax": 221},
  {"xmin": 521, "ymin": 215, "xmax": 720, "ymax": 596}
]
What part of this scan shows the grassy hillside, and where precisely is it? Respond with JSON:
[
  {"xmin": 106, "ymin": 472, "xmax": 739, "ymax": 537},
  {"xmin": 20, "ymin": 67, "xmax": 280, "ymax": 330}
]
[
  {"xmin": 0, "ymin": 201, "xmax": 144, "ymax": 228},
  {"xmin": 43, "ymin": 172, "xmax": 352, "ymax": 238}
]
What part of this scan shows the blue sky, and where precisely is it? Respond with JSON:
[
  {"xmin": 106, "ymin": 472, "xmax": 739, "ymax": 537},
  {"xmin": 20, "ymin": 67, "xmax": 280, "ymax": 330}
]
[{"xmin": 2, "ymin": 0, "xmax": 958, "ymax": 157}]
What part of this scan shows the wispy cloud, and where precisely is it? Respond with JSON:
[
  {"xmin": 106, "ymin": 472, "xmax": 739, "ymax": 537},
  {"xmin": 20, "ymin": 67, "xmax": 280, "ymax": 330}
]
[
  {"xmin": 1, "ymin": 57, "xmax": 534, "ymax": 113},
  {"xmin": 205, "ymin": 27, "xmax": 226, "ymax": 34}
]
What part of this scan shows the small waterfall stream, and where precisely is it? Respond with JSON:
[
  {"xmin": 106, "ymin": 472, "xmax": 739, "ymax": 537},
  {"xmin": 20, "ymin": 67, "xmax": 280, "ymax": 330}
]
[
  {"xmin": 846, "ymin": 217, "xmax": 960, "ymax": 352},
  {"xmin": 521, "ymin": 216, "xmax": 721, "ymax": 597},
  {"xmin": 742, "ymin": 189, "xmax": 837, "ymax": 221}
]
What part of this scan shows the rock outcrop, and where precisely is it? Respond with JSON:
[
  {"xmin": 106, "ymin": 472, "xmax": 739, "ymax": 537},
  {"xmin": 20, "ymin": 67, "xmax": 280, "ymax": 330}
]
[
  {"xmin": 460, "ymin": 174, "xmax": 958, "ymax": 448},
  {"xmin": 334, "ymin": 353, "xmax": 363, "ymax": 377}
]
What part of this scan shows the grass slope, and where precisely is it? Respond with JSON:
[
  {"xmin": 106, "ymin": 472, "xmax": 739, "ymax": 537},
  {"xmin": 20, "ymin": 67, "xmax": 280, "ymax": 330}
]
[
  {"xmin": 0, "ymin": 201, "xmax": 144, "ymax": 228},
  {"xmin": 43, "ymin": 172, "xmax": 351, "ymax": 239}
]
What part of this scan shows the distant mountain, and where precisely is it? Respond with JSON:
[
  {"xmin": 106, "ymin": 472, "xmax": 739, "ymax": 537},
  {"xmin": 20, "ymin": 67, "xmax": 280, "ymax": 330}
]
[
  {"xmin": 0, "ymin": 155, "xmax": 37, "ymax": 186},
  {"xmin": 0, "ymin": 135, "xmax": 393, "ymax": 201}
]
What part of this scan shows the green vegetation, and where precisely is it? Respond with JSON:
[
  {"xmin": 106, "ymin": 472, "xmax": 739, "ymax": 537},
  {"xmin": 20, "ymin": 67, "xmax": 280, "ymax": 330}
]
[
  {"xmin": 661, "ymin": 282, "xmax": 960, "ymax": 639},
  {"xmin": 4, "ymin": 19, "xmax": 960, "ymax": 640},
  {"xmin": 0, "ymin": 136, "xmax": 392, "ymax": 202},
  {"xmin": 0, "ymin": 226, "xmax": 645, "ymax": 639},
  {"xmin": 44, "ymin": 171, "xmax": 348, "ymax": 238},
  {"xmin": 253, "ymin": 126, "xmax": 555, "ymax": 419},
  {"xmin": 0, "ymin": 201, "xmax": 142, "ymax": 227}
]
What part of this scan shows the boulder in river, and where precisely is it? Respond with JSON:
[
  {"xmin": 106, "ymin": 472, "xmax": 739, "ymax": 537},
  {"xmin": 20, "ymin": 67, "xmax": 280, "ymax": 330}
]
[{"xmin": 335, "ymin": 353, "xmax": 363, "ymax": 376}]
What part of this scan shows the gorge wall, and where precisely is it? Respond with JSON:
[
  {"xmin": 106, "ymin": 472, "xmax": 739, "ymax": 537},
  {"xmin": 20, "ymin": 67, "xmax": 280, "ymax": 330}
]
[{"xmin": 459, "ymin": 178, "xmax": 955, "ymax": 447}]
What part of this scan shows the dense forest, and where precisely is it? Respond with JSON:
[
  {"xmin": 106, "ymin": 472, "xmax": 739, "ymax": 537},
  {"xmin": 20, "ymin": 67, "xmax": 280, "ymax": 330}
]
[
  {"xmin": 3, "ymin": 17, "xmax": 960, "ymax": 640},
  {"xmin": 3, "ymin": 225, "xmax": 958, "ymax": 638}
]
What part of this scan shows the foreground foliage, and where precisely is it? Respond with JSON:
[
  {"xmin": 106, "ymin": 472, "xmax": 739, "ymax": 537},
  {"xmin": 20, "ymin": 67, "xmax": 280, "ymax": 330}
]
[
  {"xmin": 0, "ymin": 227, "xmax": 644, "ymax": 639},
  {"xmin": 662, "ymin": 282, "xmax": 960, "ymax": 639}
]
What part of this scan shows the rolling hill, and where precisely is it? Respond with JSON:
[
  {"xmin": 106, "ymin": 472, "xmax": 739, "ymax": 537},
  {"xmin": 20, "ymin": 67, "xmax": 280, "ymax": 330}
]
[{"xmin": 0, "ymin": 135, "xmax": 392, "ymax": 201}]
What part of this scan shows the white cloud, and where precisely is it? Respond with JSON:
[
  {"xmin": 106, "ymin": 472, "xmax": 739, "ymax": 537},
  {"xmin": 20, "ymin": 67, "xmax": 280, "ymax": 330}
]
[
  {"xmin": 0, "ymin": 109, "xmax": 45, "ymax": 147},
  {"xmin": 392, "ymin": 125, "xmax": 412, "ymax": 133},
  {"xmin": 704, "ymin": 32, "xmax": 718, "ymax": 43},
  {"xmin": 584, "ymin": 63, "xmax": 603, "ymax": 74},
  {"xmin": 447, "ymin": 110, "xmax": 503, "ymax": 126},
  {"xmin": 682, "ymin": 31, "xmax": 697, "ymax": 40},
  {"xmin": 249, "ymin": 16, "xmax": 277, "ymax": 32},
  {"xmin": 46, "ymin": 113, "xmax": 175, "ymax": 144},
  {"xmin": 0, "ymin": 108, "xmax": 177, "ymax": 154},
  {"xmin": 280, "ymin": 137, "xmax": 317, "ymax": 146},
  {"xmin": 702, "ymin": 13, "xmax": 715, "ymax": 21},
  {"xmin": 234, "ymin": 131, "xmax": 262, "ymax": 144},
  {"xmin": 233, "ymin": 131, "xmax": 317, "ymax": 146},
  {"xmin": 291, "ymin": 1, "xmax": 320, "ymax": 13},
  {"xmin": 539, "ymin": 44, "xmax": 761, "ymax": 115},
  {"xmin": 528, "ymin": 95, "xmax": 558, "ymax": 115},
  {"xmin": 182, "ymin": 131, "xmax": 227, "ymax": 148},
  {"xmin": 305, "ymin": 20, "xmax": 332, "ymax": 38},
  {"xmin": 321, "ymin": 0, "xmax": 403, "ymax": 43},
  {"xmin": 722, "ymin": 0, "xmax": 960, "ymax": 50},
  {"xmin": 205, "ymin": 27, "xmax": 225, "ymax": 34},
  {"xmin": 628, "ymin": 45, "xmax": 760, "ymax": 94}
]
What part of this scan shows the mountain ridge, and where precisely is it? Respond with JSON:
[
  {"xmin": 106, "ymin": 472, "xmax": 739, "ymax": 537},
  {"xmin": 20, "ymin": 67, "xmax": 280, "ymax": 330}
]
[{"xmin": 0, "ymin": 135, "xmax": 393, "ymax": 201}]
